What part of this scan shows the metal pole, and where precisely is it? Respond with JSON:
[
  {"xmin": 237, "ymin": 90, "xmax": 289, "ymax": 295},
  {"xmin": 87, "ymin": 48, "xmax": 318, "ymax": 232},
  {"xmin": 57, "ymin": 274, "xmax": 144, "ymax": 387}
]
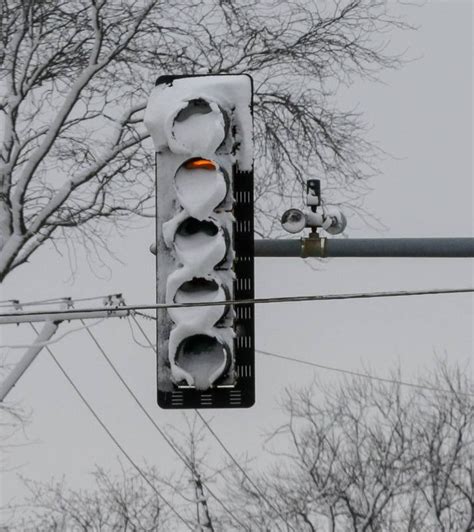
[
  {"xmin": 255, "ymin": 239, "xmax": 302, "ymax": 257},
  {"xmin": 254, "ymin": 238, "xmax": 474, "ymax": 258},
  {"xmin": 0, "ymin": 320, "xmax": 60, "ymax": 401}
]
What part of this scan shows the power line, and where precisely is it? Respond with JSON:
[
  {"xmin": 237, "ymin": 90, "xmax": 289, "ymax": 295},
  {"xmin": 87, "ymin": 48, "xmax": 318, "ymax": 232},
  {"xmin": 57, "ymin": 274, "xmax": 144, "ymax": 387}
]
[
  {"xmin": 130, "ymin": 313, "xmax": 156, "ymax": 340},
  {"xmin": 129, "ymin": 313, "xmax": 474, "ymax": 399},
  {"xmin": 1, "ymin": 318, "xmax": 105, "ymax": 349},
  {"xmin": 80, "ymin": 319, "xmax": 191, "ymax": 464},
  {"xmin": 29, "ymin": 323, "xmax": 193, "ymax": 531},
  {"xmin": 2, "ymin": 286, "xmax": 473, "ymax": 321},
  {"xmin": 256, "ymin": 348, "xmax": 474, "ymax": 398},
  {"xmin": 126, "ymin": 316, "xmax": 151, "ymax": 349},
  {"xmin": 126, "ymin": 316, "xmax": 252, "ymax": 532},
  {"xmin": 130, "ymin": 314, "xmax": 290, "ymax": 531},
  {"xmin": 195, "ymin": 410, "xmax": 293, "ymax": 532},
  {"xmin": 134, "ymin": 310, "xmax": 157, "ymax": 321},
  {"xmin": 82, "ymin": 320, "xmax": 250, "ymax": 532},
  {"xmin": 131, "ymin": 313, "xmax": 474, "ymax": 399}
]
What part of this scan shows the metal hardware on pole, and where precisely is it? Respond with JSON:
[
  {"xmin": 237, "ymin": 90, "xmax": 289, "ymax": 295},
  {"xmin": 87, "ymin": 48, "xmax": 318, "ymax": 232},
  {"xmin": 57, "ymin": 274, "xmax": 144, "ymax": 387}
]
[{"xmin": 0, "ymin": 308, "xmax": 130, "ymax": 325}]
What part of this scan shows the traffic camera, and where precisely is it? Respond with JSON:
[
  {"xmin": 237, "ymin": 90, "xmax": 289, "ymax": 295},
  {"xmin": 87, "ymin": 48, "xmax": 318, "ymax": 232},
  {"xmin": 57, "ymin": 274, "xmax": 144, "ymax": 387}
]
[{"xmin": 281, "ymin": 179, "xmax": 347, "ymax": 235}]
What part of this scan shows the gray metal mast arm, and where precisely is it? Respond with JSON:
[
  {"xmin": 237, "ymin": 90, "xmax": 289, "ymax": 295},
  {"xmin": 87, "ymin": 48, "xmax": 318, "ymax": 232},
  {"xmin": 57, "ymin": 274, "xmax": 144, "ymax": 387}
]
[{"xmin": 254, "ymin": 238, "xmax": 474, "ymax": 258}]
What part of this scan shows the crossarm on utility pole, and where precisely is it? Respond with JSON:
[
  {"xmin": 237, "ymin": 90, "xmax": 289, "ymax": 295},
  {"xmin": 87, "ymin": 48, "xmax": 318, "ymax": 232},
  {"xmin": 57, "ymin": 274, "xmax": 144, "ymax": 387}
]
[
  {"xmin": 0, "ymin": 308, "xmax": 130, "ymax": 325},
  {"xmin": 0, "ymin": 320, "xmax": 60, "ymax": 401},
  {"xmin": 254, "ymin": 238, "xmax": 474, "ymax": 258}
]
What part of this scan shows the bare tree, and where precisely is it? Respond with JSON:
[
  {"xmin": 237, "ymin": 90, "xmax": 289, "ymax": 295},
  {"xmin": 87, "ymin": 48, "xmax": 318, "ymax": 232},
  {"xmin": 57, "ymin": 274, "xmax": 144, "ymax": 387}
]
[
  {"xmin": 5, "ymin": 363, "xmax": 472, "ymax": 531},
  {"xmin": 414, "ymin": 365, "xmax": 474, "ymax": 531},
  {"xmin": 3, "ymin": 416, "xmax": 232, "ymax": 531},
  {"xmin": 151, "ymin": 415, "xmax": 220, "ymax": 532},
  {"xmin": 227, "ymin": 361, "xmax": 474, "ymax": 531},
  {"xmin": 1, "ymin": 0, "xmax": 410, "ymax": 280},
  {"xmin": 4, "ymin": 466, "xmax": 172, "ymax": 531}
]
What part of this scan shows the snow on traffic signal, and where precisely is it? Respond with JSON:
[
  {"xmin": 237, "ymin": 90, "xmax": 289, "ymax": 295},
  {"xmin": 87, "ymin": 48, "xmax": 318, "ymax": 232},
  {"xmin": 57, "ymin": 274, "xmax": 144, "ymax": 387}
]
[{"xmin": 145, "ymin": 74, "xmax": 254, "ymax": 409}]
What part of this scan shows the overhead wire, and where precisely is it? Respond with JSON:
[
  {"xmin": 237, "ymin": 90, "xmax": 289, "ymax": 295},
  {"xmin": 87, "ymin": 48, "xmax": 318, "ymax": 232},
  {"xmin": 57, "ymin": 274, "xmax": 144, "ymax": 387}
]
[
  {"xmin": 6, "ymin": 281, "xmax": 469, "ymax": 528},
  {"xmin": 126, "ymin": 316, "xmax": 252, "ymax": 531},
  {"xmin": 29, "ymin": 323, "xmax": 194, "ymax": 531},
  {"xmin": 131, "ymin": 314, "xmax": 274, "ymax": 529},
  {"xmin": 194, "ymin": 410, "xmax": 294, "ymax": 532},
  {"xmin": 81, "ymin": 319, "xmax": 250, "ymax": 532},
  {"xmin": 2, "ymin": 286, "xmax": 473, "ymax": 321},
  {"xmin": 130, "ymin": 313, "xmax": 156, "ymax": 339},
  {"xmin": 131, "ymin": 313, "xmax": 474, "ymax": 399},
  {"xmin": 0, "ymin": 318, "xmax": 105, "ymax": 349},
  {"xmin": 134, "ymin": 310, "xmax": 157, "ymax": 321},
  {"xmin": 12, "ymin": 305, "xmax": 470, "ymax": 529},
  {"xmin": 130, "ymin": 314, "xmax": 293, "ymax": 531},
  {"xmin": 126, "ymin": 316, "xmax": 152, "ymax": 349},
  {"xmin": 256, "ymin": 348, "xmax": 474, "ymax": 398}
]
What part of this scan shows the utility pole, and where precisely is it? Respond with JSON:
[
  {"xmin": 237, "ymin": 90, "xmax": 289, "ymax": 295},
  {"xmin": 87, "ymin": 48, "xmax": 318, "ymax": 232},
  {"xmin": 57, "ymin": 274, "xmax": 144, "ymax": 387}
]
[
  {"xmin": 193, "ymin": 471, "xmax": 214, "ymax": 532},
  {"xmin": 0, "ymin": 300, "xmax": 129, "ymax": 402}
]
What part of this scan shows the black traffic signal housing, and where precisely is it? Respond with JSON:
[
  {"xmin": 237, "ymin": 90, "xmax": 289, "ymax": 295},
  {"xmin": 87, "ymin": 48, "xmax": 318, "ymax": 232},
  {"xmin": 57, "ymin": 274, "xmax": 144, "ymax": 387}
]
[{"xmin": 144, "ymin": 74, "xmax": 255, "ymax": 409}]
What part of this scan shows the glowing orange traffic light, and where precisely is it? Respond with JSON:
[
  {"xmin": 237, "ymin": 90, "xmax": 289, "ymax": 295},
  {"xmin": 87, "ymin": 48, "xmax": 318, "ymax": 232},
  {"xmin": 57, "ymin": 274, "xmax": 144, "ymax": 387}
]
[{"xmin": 184, "ymin": 158, "xmax": 217, "ymax": 171}]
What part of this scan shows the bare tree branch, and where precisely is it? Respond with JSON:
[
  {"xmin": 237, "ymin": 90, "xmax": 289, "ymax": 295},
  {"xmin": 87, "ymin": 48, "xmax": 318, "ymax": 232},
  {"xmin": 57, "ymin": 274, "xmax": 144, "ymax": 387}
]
[{"xmin": 1, "ymin": 0, "xmax": 413, "ymax": 280}]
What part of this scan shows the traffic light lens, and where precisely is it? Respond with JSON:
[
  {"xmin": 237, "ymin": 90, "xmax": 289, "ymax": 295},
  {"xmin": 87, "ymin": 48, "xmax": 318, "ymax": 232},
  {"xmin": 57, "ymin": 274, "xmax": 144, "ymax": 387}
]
[
  {"xmin": 176, "ymin": 217, "xmax": 218, "ymax": 238},
  {"xmin": 175, "ymin": 334, "xmax": 230, "ymax": 390},
  {"xmin": 176, "ymin": 277, "xmax": 219, "ymax": 297},
  {"xmin": 184, "ymin": 158, "xmax": 216, "ymax": 170},
  {"xmin": 169, "ymin": 277, "xmax": 228, "ymax": 326},
  {"xmin": 170, "ymin": 99, "xmax": 227, "ymax": 155},
  {"xmin": 174, "ymin": 217, "xmax": 227, "ymax": 267},
  {"xmin": 175, "ymin": 161, "xmax": 228, "ymax": 219},
  {"xmin": 175, "ymin": 99, "xmax": 212, "ymax": 122}
]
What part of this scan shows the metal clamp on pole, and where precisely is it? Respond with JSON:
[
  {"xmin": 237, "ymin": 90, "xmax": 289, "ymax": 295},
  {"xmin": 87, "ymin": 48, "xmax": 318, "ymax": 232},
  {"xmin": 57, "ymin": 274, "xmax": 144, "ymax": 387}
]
[{"xmin": 301, "ymin": 234, "xmax": 327, "ymax": 258}]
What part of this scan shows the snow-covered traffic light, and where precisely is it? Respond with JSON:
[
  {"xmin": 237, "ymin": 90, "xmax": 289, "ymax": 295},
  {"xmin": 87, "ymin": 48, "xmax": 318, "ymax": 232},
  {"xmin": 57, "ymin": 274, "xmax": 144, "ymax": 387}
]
[{"xmin": 145, "ymin": 74, "xmax": 254, "ymax": 409}]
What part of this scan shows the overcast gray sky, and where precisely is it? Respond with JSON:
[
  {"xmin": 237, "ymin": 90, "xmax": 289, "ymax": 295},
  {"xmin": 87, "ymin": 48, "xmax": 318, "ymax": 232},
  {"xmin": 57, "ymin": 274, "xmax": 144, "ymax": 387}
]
[{"xmin": 1, "ymin": 0, "xmax": 473, "ymax": 524}]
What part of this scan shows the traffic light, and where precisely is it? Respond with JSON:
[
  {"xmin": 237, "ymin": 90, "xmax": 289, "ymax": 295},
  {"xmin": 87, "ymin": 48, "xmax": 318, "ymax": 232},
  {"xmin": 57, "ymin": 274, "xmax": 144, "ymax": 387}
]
[{"xmin": 144, "ymin": 74, "xmax": 254, "ymax": 409}]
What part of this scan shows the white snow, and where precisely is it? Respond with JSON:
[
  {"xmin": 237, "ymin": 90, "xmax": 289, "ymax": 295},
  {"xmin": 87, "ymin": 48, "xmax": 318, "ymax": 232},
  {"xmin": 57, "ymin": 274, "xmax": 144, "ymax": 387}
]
[
  {"xmin": 166, "ymin": 270, "xmax": 227, "ymax": 328},
  {"xmin": 174, "ymin": 228, "xmax": 227, "ymax": 272},
  {"xmin": 144, "ymin": 75, "xmax": 253, "ymax": 389},
  {"xmin": 175, "ymin": 336, "xmax": 229, "ymax": 390},
  {"xmin": 167, "ymin": 100, "xmax": 225, "ymax": 156},
  {"xmin": 163, "ymin": 213, "xmax": 228, "ymax": 273},
  {"xmin": 168, "ymin": 328, "xmax": 230, "ymax": 390},
  {"xmin": 162, "ymin": 209, "xmax": 188, "ymax": 248},
  {"xmin": 144, "ymin": 74, "xmax": 253, "ymax": 170},
  {"xmin": 174, "ymin": 165, "xmax": 227, "ymax": 220}
]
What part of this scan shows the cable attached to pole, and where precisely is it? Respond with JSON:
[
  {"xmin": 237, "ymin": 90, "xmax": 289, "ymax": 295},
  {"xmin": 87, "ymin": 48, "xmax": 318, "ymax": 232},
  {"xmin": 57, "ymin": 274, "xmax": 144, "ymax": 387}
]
[
  {"xmin": 256, "ymin": 349, "xmax": 474, "ymax": 398},
  {"xmin": 29, "ymin": 323, "xmax": 194, "ymax": 531},
  {"xmin": 2, "ymin": 286, "xmax": 473, "ymax": 324},
  {"xmin": 82, "ymin": 320, "xmax": 250, "ymax": 532}
]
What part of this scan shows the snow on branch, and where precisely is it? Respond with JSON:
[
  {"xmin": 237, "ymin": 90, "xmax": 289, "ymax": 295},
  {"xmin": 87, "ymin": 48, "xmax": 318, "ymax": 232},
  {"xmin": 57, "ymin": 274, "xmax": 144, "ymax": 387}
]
[{"xmin": 0, "ymin": 0, "xmax": 413, "ymax": 280}]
